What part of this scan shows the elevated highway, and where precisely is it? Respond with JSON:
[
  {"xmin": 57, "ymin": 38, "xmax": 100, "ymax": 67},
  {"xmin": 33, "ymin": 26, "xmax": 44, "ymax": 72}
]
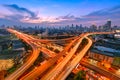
[
  {"xmin": 6, "ymin": 28, "xmax": 115, "ymax": 80},
  {"xmin": 41, "ymin": 34, "xmax": 86, "ymax": 80},
  {"xmin": 56, "ymin": 37, "xmax": 92, "ymax": 80},
  {"xmin": 20, "ymin": 36, "xmax": 81, "ymax": 80},
  {"xmin": 40, "ymin": 32, "xmax": 115, "ymax": 80},
  {"xmin": 5, "ymin": 29, "xmax": 58, "ymax": 80},
  {"xmin": 5, "ymin": 29, "xmax": 40, "ymax": 80}
]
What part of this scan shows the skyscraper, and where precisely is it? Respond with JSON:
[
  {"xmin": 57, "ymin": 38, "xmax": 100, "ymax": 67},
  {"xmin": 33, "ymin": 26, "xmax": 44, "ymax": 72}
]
[
  {"xmin": 106, "ymin": 20, "xmax": 111, "ymax": 28},
  {"xmin": 103, "ymin": 20, "xmax": 111, "ymax": 31}
]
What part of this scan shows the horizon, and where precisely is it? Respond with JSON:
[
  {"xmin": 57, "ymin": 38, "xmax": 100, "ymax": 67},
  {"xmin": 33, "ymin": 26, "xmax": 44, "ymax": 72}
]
[{"xmin": 0, "ymin": 0, "xmax": 120, "ymax": 27}]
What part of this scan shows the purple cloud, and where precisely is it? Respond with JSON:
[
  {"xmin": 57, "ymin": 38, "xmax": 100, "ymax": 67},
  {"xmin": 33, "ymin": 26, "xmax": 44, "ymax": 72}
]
[
  {"xmin": 0, "ymin": 4, "xmax": 120, "ymax": 26},
  {"xmin": 4, "ymin": 4, "xmax": 38, "ymax": 19}
]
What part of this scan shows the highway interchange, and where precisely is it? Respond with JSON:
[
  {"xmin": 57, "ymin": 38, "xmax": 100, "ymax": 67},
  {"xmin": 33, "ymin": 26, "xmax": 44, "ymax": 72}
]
[{"xmin": 5, "ymin": 28, "xmax": 115, "ymax": 80}]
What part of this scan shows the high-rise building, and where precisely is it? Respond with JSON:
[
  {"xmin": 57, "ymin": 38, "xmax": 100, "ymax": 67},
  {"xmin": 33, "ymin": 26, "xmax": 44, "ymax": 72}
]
[
  {"xmin": 103, "ymin": 20, "xmax": 112, "ymax": 31},
  {"xmin": 106, "ymin": 20, "xmax": 111, "ymax": 28},
  {"xmin": 90, "ymin": 24, "xmax": 97, "ymax": 32},
  {"xmin": 71, "ymin": 24, "xmax": 74, "ymax": 27}
]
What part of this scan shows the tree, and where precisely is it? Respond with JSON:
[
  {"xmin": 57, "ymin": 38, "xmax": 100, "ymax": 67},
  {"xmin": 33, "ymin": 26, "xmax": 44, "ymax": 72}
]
[
  {"xmin": 54, "ymin": 49, "xmax": 60, "ymax": 53},
  {"xmin": 74, "ymin": 70, "xmax": 86, "ymax": 80},
  {"xmin": 81, "ymin": 38, "xmax": 88, "ymax": 46},
  {"xmin": 20, "ymin": 40, "xmax": 32, "ymax": 51},
  {"xmin": 112, "ymin": 57, "xmax": 120, "ymax": 67},
  {"xmin": 49, "ymin": 47, "xmax": 54, "ymax": 51}
]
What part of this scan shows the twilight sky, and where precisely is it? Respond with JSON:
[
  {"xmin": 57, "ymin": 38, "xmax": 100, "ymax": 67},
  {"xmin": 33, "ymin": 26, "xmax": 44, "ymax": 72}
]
[{"xmin": 0, "ymin": 0, "xmax": 120, "ymax": 27}]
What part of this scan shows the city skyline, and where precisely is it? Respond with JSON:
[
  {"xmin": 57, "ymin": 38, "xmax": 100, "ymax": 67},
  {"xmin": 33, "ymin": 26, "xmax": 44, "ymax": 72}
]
[
  {"xmin": 0, "ymin": 1, "xmax": 120, "ymax": 80},
  {"xmin": 0, "ymin": 0, "xmax": 120, "ymax": 27}
]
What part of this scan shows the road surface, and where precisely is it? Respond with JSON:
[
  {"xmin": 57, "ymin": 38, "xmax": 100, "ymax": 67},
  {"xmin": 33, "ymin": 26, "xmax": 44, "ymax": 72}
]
[
  {"xmin": 5, "ymin": 29, "xmax": 40, "ymax": 80},
  {"xmin": 41, "ymin": 35, "xmax": 85, "ymax": 80},
  {"xmin": 56, "ymin": 37, "xmax": 92, "ymax": 80},
  {"xmin": 20, "ymin": 35, "xmax": 80, "ymax": 80},
  {"xmin": 6, "ymin": 29, "xmax": 115, "ymax": 80}
]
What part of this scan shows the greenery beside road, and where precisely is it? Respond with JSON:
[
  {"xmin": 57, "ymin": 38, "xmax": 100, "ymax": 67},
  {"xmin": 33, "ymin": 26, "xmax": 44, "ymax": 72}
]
[{"xmin": 74, "ymin": 70, "xmax": 86, "ymax": 80}]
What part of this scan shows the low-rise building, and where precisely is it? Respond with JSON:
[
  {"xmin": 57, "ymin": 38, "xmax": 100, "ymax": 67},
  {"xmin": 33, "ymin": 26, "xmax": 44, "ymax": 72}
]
[{"xmin": 86, "ymin": 50, "xmax": 120, "ymax": 69}]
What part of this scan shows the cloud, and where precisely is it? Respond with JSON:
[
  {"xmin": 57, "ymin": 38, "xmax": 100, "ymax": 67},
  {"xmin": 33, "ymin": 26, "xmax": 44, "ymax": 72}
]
[
  {"xmin": 74, "ymin": 5, "xmax": 120, "ymax": 25},
  {"xmin": 4, "ymin": 14, "xmax": 24, "ymax": 21},
  {"xmin": 49, "ymin": 5, "xmax": 120, "ymax": 26},
  {"xmin": 21, "ymin": 14, "xmax": 76, "ymax": 24},
  {"xmin": 4, "ymin": 4, "xmax": 38, "ymax": 19},
  {"xmin": 85, "ymin": 5, "xmax": 120, "ymax": 19},
  {"xmin": 1, "ymin": 4, "xmax": 120, "ymax": 26},
  {"xmin": 55, "ymin": 14, "xmax": 76, "ymax": 21}
]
